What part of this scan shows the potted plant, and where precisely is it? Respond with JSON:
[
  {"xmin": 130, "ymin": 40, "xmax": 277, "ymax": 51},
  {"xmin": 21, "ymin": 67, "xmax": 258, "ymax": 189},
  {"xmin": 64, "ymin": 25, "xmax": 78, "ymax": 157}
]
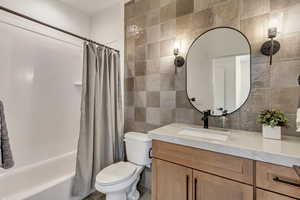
[{"xmin": 257, "ymin": 110, "xmax": 288, "ymax": 140}]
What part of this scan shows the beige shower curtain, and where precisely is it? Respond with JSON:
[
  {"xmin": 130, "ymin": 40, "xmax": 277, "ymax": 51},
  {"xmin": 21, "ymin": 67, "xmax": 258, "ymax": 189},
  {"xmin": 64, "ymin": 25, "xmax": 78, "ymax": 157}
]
[{"xmin": 72, "ymin": 42, "xmax": 124, "ymax": 197}]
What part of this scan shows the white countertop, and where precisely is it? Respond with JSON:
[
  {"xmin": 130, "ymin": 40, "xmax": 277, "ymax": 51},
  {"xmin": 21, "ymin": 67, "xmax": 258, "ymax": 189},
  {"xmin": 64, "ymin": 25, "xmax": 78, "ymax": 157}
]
[{"xmin": 148, "ymin": 123, "xmax": 300, "ymax": 167}]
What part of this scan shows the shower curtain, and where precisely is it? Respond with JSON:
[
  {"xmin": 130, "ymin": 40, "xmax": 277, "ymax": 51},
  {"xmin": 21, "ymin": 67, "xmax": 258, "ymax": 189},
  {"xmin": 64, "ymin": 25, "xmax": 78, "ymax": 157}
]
[{"xmin": 72, "ymin": 42, "xmax": 124, "ymax": 197}]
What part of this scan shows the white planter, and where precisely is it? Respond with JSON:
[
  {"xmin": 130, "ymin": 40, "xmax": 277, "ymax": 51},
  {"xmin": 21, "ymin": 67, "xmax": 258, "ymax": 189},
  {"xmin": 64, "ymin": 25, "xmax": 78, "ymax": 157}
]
[{"xmin": 262, "ymin": 125, "xmax": 282, "ymax": 140}]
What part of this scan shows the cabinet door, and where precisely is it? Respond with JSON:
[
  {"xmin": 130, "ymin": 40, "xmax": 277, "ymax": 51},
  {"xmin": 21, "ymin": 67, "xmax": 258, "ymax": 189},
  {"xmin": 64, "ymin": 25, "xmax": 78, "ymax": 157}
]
[
  {"xmin": 193, "ymin": 170, "xmax": 253, "ymax": 200},
  {"xmin": 257, "ymin": 189, "xmax": 296, "ymax": 200},
  {"xmin": 152, "ymin": 158, "xmax": 193, "ymax": 200}
]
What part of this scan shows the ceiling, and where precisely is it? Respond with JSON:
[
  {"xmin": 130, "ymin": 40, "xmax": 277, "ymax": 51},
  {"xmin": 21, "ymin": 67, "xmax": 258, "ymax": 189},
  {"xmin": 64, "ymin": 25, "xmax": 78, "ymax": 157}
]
[{"xmin": 58, "ymin": 0, "xmax": 121, "ymax": 15}]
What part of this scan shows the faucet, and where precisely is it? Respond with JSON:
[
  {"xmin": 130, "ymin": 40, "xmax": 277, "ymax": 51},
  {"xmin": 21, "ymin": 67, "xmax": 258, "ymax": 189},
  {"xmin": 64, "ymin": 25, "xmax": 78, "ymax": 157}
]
[{"xmin": 202, "ymin": 110, "xmax": 211, "ymax": 129}]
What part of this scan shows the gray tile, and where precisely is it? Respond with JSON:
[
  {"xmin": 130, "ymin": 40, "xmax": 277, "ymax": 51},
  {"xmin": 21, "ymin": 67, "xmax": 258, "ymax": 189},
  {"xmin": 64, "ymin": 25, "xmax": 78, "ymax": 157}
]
[
  {"xmin": 124, "ymin": 0, "xmax": 300, "ymax": 139},
  {"xmin": 241, "ymin": 0, "xmax": 270, "ymax": 19},
  {"xmin": 125, "ymin": 91, "xmax": 134, "ymax": 106},
  {"xmin": 160, "ymin": 20, "xmax": 176, "ymax": 40},
  {"xmin": 125, "ymin": 2, "xmax": 135, "ymax": 19},
  {"xmin": 160, "ymin": 91, "xmax": 176, "ymax": 108},
  {"xmin": 176, "ymin": 90, "xmax": 192, "ymax": 108},
  {"xmin": 271, "ymin": 60, "xmax": 300, "ymax": 88},
  {"xmin": 270, "ymin": 87, "xmax": 300, "ymax": 114},
  {"xmin": 175, "ymin": 108, "xmax": 195, "ymax": 123},
  {"xmin": 283, "ymin": 114, "xmax": 299, "ymax": 136},
  {"xmin": 176, "ymin": 14, "xmax": 193, "ymax": 36},
  {"xmin": 160, "ymin": 39, "xmax": 175, "ymax": 57},
  {"xmin": 240, "ymin": 14, "xmax": 269, "ymax": 44},
  {"xmin": 147, "ymin": 42, "xmax": 160, "ymax": 59},
  {"xmin": 146, "ymin": 59, "xmax": 160, "ymax": 74},
  {"xmin": 135, "ymin": 45, "xmax": 146, "ymax": 60},
  {"xmin": 125, "ymin": 106, "xmax": 135, "ymax": 121},
  {"xmin": 146, "ymin": 9, "xmax": 160, "ymax": 27},
  {"xmin": 279, "ymin": 33, "xmax": 300, "ymax": 60},
  {"xmin": 146, "ymin": 108, "xmax": 161, "ymax": 125},
  {"xmin": 147, "ymin": 91, "xmax": 161, "ymax": 107},
  {"xmin": 134, "ymin": 76, "xmax": 146, "ymax": 91},
  {"xmin": 175, "ymin": 69, "xmax": 186, "ymax": 91},
  {"xmin": 135, "ymin": 0, "xmax": 150, "ymax": 17},
  {"xmin": 212, "ymin": 0, "xmax": 240, "ymax": 26},
  {"xmin": 134, "ymin": 14, "xmax": 147, "ymax": 30},
  {"xmin": 125, "ymin": 77, "xmax": 134, "ymax": 91},
  {"xmin": 194, "ymin": 0, "xmax": 209, "ymax": 12},
  {"xmin": 270, "ymin": 0, "xmax": 300, "ymax": 10},
  {"xmin": 146, "ymin": 74, "xmax": 161, "ymax": 91},
  {"xmin": 176, "ymin": 0, "xmax": 194, "ymax": 18},
  {"xmin": 135, "ymin": 91, "xmax": 147, "ymax": 107},
  {"xmin": 135, "ymin": 107, "xmax": 146, "ymax": 122},
  {"xmin": 135, "ymin": 29, "xmax": 147, "ymax": 46},
  {"xmin": 135, "ymin": 60, "xmax": 147, "ymax": 76},
  {"xmin": 160, "ymin": 108, "xmax": 175, "ymax": 124},
  {"xmin": 192, "ymin": 8, "xmax": 214, "ymax": 30},
  {"xmin": 160, "ymin": 0, "xmax": 175, "ymax": 7},
  {"xmin": 160, "ymin": 2, "xmax": 176, "ymax": 23},
  {"xmin": 134, "ymin": 121, "xmax": 148, "ymax": 132},
  {"xmin": 146, "ymin": 25, "xmax": 160, "ymax": 43},
  {"xmin": 160, "ymin": 73, "xmax": 175, "ymax": 90},
  {"xmin": 251, "ymin": 62, "xmax": 270, "ymax": 89},
  {"xmin": 160, "ymin": 56, "xmax": 175, "ymax": 74},
  {"xmin": 242, "ymin": 88, "xmax": 271, "ymax": 113},
  {"xmin": 150, "ymin": 0, "xmax": 160, "ymax": 10}
]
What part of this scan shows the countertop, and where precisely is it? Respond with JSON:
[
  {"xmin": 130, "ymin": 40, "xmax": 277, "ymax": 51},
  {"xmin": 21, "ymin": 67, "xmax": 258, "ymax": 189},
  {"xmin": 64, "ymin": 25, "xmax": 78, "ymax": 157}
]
[{"xmin": 148, "ymin": 123, "xmax": 300, "ymax": 167}]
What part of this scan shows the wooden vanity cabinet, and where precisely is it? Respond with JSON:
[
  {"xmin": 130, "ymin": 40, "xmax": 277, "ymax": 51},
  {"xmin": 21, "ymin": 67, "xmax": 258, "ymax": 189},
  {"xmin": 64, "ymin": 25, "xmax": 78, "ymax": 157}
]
[
  {"xmin": 193, "ymin": 170, "xmax": 253, "ymax": 200},
  {"xmin": 256, "ymin": 161, "xmax": 300, "ymax": 199},
  {"xmin": 152, "ymin": 159, "xmax": 193, "ymax": 200},
  {"xmin": 256, "ymin": 189, "xmax": 296, "ymax": 200},
  {"xmin": 152, "ymin": 140, "xmax": 300, "ymax": 200},
  {"xmin": 152, "ymin": 158, "xmax": 253, "ymax": 200}
]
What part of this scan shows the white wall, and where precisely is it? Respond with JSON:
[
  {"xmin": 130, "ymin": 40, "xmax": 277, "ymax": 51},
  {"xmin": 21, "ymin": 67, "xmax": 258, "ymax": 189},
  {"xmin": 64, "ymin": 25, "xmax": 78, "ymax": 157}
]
[
  {"xmin": 90, "ymin": 2, "xmax": 125, "ymax": 116},
  {"xmin": 0, "ymin": 0, "xmax": 91, "ymax": 37},
  {"xmin": 90, "ymin": 2, "xmax": 123, "ymax": 49}
]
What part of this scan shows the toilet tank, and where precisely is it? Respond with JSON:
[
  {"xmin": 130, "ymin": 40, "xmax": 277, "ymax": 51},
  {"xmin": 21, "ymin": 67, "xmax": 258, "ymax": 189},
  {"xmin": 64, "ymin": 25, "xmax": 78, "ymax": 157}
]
[{"xmin": 124, "ymin": 132, "xmax": 152, "ymax": 167}]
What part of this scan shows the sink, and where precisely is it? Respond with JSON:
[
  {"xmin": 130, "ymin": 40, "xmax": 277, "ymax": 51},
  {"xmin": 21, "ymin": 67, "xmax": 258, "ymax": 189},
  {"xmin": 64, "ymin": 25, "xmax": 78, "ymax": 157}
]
[{"xmin": 178, "ymin": 128, "xmax": 229, "ymax": 141}]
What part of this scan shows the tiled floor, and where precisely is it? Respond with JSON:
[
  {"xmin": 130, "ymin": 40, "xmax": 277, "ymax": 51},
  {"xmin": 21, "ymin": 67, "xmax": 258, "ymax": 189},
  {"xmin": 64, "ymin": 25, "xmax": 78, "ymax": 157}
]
[{"xmin": 84, "ymin": 189, "xmax": 151, "ymax": 200}]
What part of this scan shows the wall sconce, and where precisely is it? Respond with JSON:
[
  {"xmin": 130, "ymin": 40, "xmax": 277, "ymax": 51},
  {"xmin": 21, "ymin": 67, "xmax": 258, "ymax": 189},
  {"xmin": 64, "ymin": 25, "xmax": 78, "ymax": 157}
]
[
  {"xmin": 261, "ymin": 15, "xmax": 282, "ymax": 65},
  {"xmin": 174, "ymin": 40, "xmax": 185, "ymax": 73}
]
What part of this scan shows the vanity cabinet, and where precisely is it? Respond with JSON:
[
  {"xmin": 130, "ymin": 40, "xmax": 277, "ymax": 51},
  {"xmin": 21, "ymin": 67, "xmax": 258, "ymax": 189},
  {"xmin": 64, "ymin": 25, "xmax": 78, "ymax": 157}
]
[
  {"xmin": 193, "ymin": 170, "xmax": 253, "ymax": 200},
  {"xmin": 256, "ymin": 189, "xmax": 296, "ymax": 200},
  {"xmin": 152, "ymin": 140, "xmax": 300, "ymax": 200},
  {"xmin": 152, "ymin": 158, "xmax": 253, "ymax": 200},
  {"xmin": 256, "ymin": 161, "xmax": 300, "ymax": 199},
  {"xmin": 152, "ymin": 159, "xmax": 193, "ymax": 200}
]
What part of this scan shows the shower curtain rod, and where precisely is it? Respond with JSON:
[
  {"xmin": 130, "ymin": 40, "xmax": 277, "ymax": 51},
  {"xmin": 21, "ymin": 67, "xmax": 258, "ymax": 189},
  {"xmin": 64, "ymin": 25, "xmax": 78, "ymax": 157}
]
[{"xmin": 0, "ymin": 5, "xmax": 120, "ymax": 53}]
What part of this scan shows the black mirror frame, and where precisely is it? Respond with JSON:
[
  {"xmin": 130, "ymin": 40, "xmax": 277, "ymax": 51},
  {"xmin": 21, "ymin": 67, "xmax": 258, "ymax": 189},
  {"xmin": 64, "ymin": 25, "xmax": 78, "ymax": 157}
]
[{"xmin": 185, "ymin": 26, "xmax": 252, "ymax": 117}]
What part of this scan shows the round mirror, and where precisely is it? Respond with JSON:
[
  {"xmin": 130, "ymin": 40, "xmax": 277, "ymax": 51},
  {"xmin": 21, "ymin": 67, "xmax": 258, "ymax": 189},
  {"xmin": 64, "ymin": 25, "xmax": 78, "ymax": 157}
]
[{"xmin": 186, "ymin": 27, "xmax": 251, "ymax": 116}]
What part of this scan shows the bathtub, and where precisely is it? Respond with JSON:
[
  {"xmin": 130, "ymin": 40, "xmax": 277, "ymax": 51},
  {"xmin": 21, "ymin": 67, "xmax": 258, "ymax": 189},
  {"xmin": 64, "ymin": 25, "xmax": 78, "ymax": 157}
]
[{"xmin": 0, "ymin": 151, "xmax": 81, "ymax": 200}]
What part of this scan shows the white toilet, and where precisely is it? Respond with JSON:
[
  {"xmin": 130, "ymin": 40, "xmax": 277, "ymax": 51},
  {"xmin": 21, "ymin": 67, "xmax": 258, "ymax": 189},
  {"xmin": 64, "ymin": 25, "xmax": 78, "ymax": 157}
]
[{"xmin": 95, "ymin": 132, "xmax": 152, "ymax": 200}]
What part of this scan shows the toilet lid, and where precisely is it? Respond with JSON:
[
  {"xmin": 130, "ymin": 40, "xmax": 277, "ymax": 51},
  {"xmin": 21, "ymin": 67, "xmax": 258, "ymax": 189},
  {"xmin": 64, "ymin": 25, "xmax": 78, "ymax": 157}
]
[{"xmin": 96, "ymin": 162, "xmax": 137, "ymax": 186}]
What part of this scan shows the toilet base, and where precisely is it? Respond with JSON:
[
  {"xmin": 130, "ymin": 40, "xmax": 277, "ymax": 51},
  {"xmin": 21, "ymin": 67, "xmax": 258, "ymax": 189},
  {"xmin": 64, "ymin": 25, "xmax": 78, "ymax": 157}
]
[
  {"xmin": 127, "ymin": 173, "xmax": 141, "ymax": 200},
  {"xmin": 106, "ymin": 191, "xmax": 126, "ymax": 200}
]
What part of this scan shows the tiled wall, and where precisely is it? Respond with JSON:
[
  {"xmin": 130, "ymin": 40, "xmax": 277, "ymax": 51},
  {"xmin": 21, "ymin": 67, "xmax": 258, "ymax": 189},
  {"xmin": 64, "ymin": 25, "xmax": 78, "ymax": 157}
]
[{"xmin": 124, "ymin": 0, "xmax": 300, "ymax": 136}]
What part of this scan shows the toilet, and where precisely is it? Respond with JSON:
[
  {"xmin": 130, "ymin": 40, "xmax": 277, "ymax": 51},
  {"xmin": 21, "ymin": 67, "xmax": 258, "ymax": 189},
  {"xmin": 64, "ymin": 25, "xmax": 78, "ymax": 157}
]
[{"xmin": 95, "ymin": 132, "xmax": 152, "ymax": 200}]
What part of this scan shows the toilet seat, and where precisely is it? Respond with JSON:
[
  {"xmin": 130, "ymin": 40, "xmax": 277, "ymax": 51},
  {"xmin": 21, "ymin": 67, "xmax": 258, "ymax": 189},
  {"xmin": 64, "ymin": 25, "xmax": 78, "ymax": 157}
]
[{"xmin": 96, "ymin": 162, "xmax": 137, "ymax": 186}]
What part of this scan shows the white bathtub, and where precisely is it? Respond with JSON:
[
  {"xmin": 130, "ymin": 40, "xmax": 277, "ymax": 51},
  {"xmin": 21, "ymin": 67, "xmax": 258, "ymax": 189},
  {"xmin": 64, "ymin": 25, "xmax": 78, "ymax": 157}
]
[{"xmin": 0, "ymin": 151, "xmax": 81, "ymax": 200}]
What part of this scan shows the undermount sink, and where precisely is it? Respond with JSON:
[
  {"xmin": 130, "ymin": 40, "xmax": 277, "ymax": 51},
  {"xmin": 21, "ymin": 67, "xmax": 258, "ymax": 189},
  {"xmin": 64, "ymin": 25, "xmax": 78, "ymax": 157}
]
[{"xmin": 178, "ymin": 128, "xmax": 230, "ymax": 141}]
